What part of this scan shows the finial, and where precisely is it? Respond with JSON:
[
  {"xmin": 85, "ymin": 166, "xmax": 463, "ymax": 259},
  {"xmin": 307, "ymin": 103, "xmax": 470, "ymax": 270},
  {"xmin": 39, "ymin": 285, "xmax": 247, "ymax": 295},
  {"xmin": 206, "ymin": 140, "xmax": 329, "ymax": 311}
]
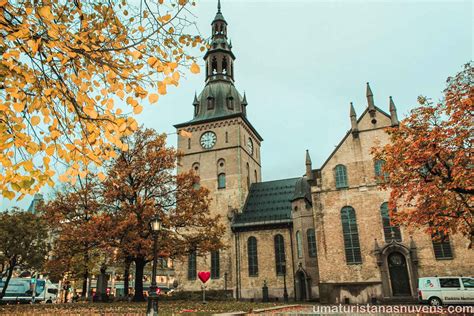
[
  {"xmin": 389, "ymin": 96, "xmax": 399, "ymax": 126},
  {"xmin": 350, "ymin": 102, "xmax": 359, "ymax": 137},
  {"xmin": 366, "ymin": 82, "xmax": 376, "ymax": 117},
  {"xmin": 242, "ymin": 92, "xmax": 248, "ymax": 105},
  {"xmin": 305, "ymin": 150, "xmax": 314, "ymax": 181},
  {"xmin": 366, "ymin": 82, "xmax": 373, "ymax": 97},
  {"xmin": 193, "ymin": 92, "xmax": 199, "ymax": 105},
  {"xmin": 350, "ymin": 102, "xmax": 356, "ymax": 117},
  {"xmin": 217, "ymin": 0, "xmax": 221, "ymax": 13}
]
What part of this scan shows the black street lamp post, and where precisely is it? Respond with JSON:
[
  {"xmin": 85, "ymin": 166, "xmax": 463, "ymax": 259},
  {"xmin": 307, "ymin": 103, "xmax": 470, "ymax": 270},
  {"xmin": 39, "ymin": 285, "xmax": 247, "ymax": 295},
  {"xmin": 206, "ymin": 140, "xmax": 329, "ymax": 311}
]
[{"xmin": 147, "ymin": 216, "xmax": 162, "ymax": 316}]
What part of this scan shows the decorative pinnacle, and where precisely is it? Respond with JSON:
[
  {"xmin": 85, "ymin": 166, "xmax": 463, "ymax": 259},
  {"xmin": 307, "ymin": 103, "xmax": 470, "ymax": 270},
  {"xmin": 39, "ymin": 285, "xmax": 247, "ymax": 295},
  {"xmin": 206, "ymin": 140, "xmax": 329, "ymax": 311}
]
[
  {"xmin": 305, "ymin": 149, "xmax": 312, "ymax": 165},
  {"xmin": 217, "ymin": 0, "xmax": 221, "ymax": 13},
  {"xmin": 366, "ymin": 82, "xmax": 373, "ymax": 97},
  {"xmin": 389, "ymin": 96, "xmax": 396, "ymax": 111},
  {"xmin": 242, "ymin": 92, "xmax": 248, "ymax": 105},
  {"xmin": 350, "ymin": 102, "xmax": 357, "ymax": 117}
]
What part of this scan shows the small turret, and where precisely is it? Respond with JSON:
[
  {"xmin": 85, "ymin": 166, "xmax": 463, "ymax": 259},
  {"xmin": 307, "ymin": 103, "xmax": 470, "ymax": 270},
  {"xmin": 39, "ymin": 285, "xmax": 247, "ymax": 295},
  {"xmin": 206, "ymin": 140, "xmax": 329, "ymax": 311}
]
[
  {"xmin": 241, "ymin": 92, "xmax": 248, "ymax": 116},
  {"xmin": 305, "ymin": 150, "xmax": 313, "ymax": 181},
  {"xmin": 350, "ymin": 102, "xmax": 359, "ymax": 137},
  {"xmin": 193, "ymin": 92, "xmax": 199, "ymax": 116},
  {"xmin": 366, "ymin": 82, "xmax": 376, "ymax": 118},
  {"xmin": 389, "ymin": 96, "xmax": 399, "ymax": 126}
]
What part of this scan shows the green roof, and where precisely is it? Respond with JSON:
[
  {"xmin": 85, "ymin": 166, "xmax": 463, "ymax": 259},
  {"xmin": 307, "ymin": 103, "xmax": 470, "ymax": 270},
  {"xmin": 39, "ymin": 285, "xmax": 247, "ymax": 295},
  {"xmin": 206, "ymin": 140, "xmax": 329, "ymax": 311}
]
[{"xmin": 232, "ymin": 177, "xmax": 301, "ymax": 229}]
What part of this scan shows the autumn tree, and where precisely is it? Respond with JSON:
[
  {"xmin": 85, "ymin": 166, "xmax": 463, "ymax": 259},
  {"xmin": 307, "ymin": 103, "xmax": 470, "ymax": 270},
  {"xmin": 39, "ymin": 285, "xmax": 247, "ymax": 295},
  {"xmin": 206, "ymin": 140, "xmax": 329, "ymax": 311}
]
[
  {"xmin": 40, "ymin": 176, "xmax": 108, "ymax": 297},
  {"xmin": 102, "ymin": 127, "xmax": 225, "ymax": 301},
  {"xmin": 0, "ymin": 0, "xmax": 202, "ymax": 200},
  {"xmin": 373, "ymin": 63, "xmax": 473, "ymax": 246},
  {"xmin": 0, "ymin": 209, "xmax": 49, "ymax": 299}
]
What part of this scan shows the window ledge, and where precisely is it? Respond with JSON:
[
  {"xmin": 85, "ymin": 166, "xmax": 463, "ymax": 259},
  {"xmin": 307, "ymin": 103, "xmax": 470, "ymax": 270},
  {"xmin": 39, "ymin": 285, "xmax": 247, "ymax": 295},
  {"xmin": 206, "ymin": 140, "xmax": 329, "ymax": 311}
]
[{"xmin": 435, "ymin": 257, "xmax": 453, "ymax": 260}]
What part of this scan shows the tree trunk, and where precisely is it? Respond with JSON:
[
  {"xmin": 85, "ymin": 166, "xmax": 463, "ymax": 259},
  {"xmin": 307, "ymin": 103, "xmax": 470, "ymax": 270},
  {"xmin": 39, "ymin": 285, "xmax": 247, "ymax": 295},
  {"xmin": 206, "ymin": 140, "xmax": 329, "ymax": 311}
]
[
  {"xmin": 81, "ymin": 268, "xmax": 88, "ymax": 298},
  {"xmin": 0, "ymin": 259, "xmax": 15, "ymax": 299},
  {"xmin": 133, "ymin": 257, "xmax": 146, "ymax": 302},
  {"xmin": 123, "ymin": 257, "xmax": 131, "ymax": 297}
]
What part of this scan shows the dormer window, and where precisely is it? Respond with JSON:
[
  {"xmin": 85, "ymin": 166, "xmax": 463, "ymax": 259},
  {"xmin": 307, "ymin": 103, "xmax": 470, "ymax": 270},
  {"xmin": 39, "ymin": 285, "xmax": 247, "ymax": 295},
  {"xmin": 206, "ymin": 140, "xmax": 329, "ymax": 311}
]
[
  {"xmin": 207, "ymin": 96, "xmax": 215, "ymax": 110},
  {"xmin": 227, "ymin": 96, "xmax": 234, "ymax": 110}
]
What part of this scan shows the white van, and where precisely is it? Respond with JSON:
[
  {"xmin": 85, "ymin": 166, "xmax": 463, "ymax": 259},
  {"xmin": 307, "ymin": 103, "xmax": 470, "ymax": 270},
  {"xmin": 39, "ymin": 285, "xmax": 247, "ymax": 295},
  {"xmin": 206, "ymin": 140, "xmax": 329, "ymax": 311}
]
[
  {"xmin": 418, "ymin": 276, "xmax": 474, "ymax": 306},
  {"xmin": 0, "ymin": 278, "xmax": 58, "ymax": 304}
]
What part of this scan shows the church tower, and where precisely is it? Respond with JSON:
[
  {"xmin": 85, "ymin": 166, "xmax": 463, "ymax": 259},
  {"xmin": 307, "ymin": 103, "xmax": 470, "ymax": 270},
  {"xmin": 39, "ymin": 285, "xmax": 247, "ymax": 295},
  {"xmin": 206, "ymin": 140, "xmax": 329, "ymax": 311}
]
[{"xmin": 174, "ymin": 0, "xmax": 263, "ymax": 292}]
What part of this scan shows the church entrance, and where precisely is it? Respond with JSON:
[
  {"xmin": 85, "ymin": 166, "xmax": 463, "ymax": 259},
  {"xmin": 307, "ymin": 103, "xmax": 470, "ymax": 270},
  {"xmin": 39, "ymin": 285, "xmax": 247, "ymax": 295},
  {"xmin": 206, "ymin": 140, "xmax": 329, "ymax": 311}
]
[
  {"xmin": 295, "ymin": 270, "xmax": 307, "ymax": 301},
  {"xmin": 388, "ymin": 252, "xmax": 411, "ymax": 296}
]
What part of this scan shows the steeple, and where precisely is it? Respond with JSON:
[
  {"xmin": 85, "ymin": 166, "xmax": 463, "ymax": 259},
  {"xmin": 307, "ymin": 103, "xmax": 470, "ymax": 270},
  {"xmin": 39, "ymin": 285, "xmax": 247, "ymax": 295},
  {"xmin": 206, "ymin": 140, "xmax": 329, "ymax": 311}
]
[
  {"xmin": 366, "ymin": 82, "xmax": 376, "ymax": 117},
  {"xmin": 305, "ymin": 150, "xmax": 314, "ymax": 181},
  {"xmin": 350, "ymin": 102, "xmax": 359, "ymax": 137},
  {"xmin": 204, "ymin": 0, "xmax": 235, "ymax": 83},
  {"xmin": 389, "ymin": 96, "xmax": 399, "ymax": 126}
]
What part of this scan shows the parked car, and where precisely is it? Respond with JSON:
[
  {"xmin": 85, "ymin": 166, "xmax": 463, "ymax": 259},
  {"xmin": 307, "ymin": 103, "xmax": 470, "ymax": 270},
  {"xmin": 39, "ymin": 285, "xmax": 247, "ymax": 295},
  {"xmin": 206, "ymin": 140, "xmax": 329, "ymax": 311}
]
[{"xmin": 418, "ymin": 276, "xmax": 474, "ymax": 306}]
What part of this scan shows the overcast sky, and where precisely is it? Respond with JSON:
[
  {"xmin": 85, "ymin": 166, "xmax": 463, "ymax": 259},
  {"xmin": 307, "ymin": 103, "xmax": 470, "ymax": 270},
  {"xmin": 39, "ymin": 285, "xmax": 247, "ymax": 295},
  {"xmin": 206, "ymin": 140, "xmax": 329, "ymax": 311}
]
[{"xmin": 2, "ymin": 0, "xmax": 472, "ymax": 211}]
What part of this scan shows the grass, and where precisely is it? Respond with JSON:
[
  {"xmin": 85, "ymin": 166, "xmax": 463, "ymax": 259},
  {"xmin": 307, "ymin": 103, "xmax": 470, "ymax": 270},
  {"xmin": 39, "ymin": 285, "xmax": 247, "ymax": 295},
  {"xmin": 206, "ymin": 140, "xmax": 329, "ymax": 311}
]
[{"xmin": 0, "ymin": 300, "xmax": 307, "ymax": 315}]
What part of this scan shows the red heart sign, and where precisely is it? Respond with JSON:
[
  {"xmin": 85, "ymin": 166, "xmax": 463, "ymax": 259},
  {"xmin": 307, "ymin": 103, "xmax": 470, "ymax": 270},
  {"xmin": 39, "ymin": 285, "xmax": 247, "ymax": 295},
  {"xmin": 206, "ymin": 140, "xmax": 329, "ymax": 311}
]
[{"xmin": 198, "ymin": 271, "xmax": 210, "ymax": 283}]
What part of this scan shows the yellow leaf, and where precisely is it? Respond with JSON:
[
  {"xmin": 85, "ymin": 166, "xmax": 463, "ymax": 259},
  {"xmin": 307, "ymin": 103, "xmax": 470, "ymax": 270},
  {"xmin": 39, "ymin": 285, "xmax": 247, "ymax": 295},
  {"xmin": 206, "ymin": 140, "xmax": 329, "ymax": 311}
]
[
  {"xmin": 147, "ymin": 57, "xmax": 157, "ymax": 67},
  {"xmin": 190, "ymin": 62, "xmax": 200, "ymax": 74},
  {"xmin": 3, "ymin": 190, "xmax": 15, "ymax": 200},
  {"xmin": 138, "ymin": 25, "xmax": 145, "ymax": 33},
  {"xmin": 131, "ymin": 50, "xmax": 142, "ymax": 60},
  {"xmin": 160, "ymin": 14, "xmax": 171, "ymax": 22},
  {"xmin": 38, "ymin": 6, "xmax": 54, "ymax": 21},
  {"xmin": 148, "ymin": 93, "xmax": 159, "ymax": 104},
  {"xmin": 13, "ymin": 103, "xmax": 25, "ymax": 112},
  {"xmin": 45, "ymin": 144, "xmax": 55, "ymax": 156},
  {"xmin": 30, "ymin": 116, "xmax": 40, "ymax": 126},
  {"xmin": 133, "ymin": 105, "xmax": 143, "ymax": 114},
  {"xmin": 158, "ymin": 82, "xmax": 167, "ymax": 95},
  {"xmin": 116, "ymin": 90, "xmax": 125, "ymax": 99},
  {"xmin": 98, "ymin": 172, "xmax": 106, "ymax": 181}
]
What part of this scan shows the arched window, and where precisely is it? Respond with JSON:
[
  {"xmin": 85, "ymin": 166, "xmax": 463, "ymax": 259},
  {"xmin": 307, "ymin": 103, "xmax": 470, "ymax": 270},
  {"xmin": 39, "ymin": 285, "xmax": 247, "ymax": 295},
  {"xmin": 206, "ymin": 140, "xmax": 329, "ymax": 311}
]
[
  {"xmin": 341, "ymin": 206, "xmax": 362, "ymax": 264},
  {"xmin": 335, "ymin": 164, "xmax": 348, "ymax": 188},
  {"xmin": 225, "ymin": 131, "xmax": 228, "ymax": 143},
  {"xmin": 432, "ymin": 232, "xmax": 453, "ymax": 260},
  {"xmin": 380, "ymin": 202, "xmax": 401, "ymax": 242},
  {"xmin": 296, "ymin": 231, "xmax": 303, "ymax": 258},
  {"xmin": 375, "ymin": 159, "xmax": 388, "ymax": 182},
  {"xmin": 188, "ymin": 138, "xmax": 191, "ymax": 149},
  {"xmin": 217, "ymin": 173, "xmax": 226, "ymax": 189},
  {"xmin": 247, "ymin": 237, "xmax": 258, "ymax": 276},
  {"xmin": 274, "ymin": 234, "xmax": 286, "ymax": 275},
  {"xmin": 222, "ymin": 57, "xmax": 228, "ymax": 74},
  {"xmin": 211, "ymin": 250, "xmax": 220, "ymax": 279},
  {"xmin": 188, "ymin": 251, "xmax": 196, "ymax": 280},
  {"xmin": 307, "ymin": 228, "xmax": 317, "ymax": 258},
  {"xmin": 211, "ymin": 56, "xmax": 218, "ymax": 74},
  {"xmin": 254, "ymin": 170, "xmax": 258, "ymax": 183}
]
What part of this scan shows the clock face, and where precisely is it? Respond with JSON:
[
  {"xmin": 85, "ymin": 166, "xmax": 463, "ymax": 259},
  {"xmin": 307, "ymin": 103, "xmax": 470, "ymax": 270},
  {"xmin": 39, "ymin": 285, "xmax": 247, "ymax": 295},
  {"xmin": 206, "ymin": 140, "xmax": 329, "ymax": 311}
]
[
  {"xmin": 200, "ymin": 131, "xmax": 217, "ymax": 149},
  {"xmin": 247, "ymin": 137, "xmax": 254, "ymax": 155}
]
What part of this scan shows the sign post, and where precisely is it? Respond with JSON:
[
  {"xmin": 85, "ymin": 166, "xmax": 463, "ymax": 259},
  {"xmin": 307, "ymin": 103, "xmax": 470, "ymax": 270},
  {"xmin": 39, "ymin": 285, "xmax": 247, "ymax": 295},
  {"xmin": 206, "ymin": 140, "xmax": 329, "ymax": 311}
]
[{"xmin": 198, "ymin": 271, "xmax": 210, "ymax": 304}]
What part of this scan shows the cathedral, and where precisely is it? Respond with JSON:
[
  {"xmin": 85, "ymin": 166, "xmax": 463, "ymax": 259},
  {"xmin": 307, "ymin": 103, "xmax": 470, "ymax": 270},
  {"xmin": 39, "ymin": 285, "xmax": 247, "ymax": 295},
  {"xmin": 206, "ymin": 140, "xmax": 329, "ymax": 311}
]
[{"xmin": 174, "ymin": 2, "xmax": 472, "ymax": 304}]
